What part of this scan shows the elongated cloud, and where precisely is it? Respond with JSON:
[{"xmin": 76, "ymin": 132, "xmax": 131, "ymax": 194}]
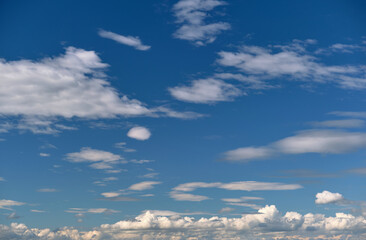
[
  {"xmin": 128, "ymin": 181, "xmax": 162, "ymax": 191},
  {"xmin": 0, "ymin": 199, "xmax": 25, "ymax": 210},
  {"xmin": 98, "ymin": 29, "xmax": 151, "ymax": 51},
  {"xmin": 172, "ymin": 0, "xmax": 230, "ymax": 46},
  {"xmin": 224, "ymin": 130, "xmax": 366, "ymax": 162},
  {"xmin": 170, "ymin": 181, "xmax": 302, "ymax": 201}
]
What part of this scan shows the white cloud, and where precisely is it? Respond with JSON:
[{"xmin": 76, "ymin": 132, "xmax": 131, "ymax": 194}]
[
  {"xmin": 0, "ymin": 47, "xmax": 151, "ymax": 119},
  {"xmin": 171, "ymin": 181, "xmax": 301, "ymax": 202},
  {"xmin": 223, "ymin": 130, "xmax": 366, "ymax": 162},
  {"xmin": 66, "ymin": 208, "xmax": 119, "ymax": 214},
  {"xmin": 0, "ymin": 47, "xmax": 202, "ymax": 134},
  {"xmin": 169, "ymin": 78, "xmax": 242, "ymax": 103},
  {"xmin": 170, "ymin": 191, "xmax": 210, "ymax": 201},
  {"xmin": 216, "ymin": 41, "xmax": 366, "ymax": 90},
  {"xmin": 224, "ymin": 147, "xmax": 273, "ymax": 162},
  {"xmin": 128, "ymin": 181, "xmax": 161, "ymax": 191},
  {"xmin": 310, "ymin": 119, "xmax": 364, "ymax": 128},
  {"xmin": 127, "ymin": 127, "xmax": 151, "ymax": 141},
  {"xmin": 98, "ymin": 29, "xmax": 151, "ymax": 51},
  {"xmin": 315, "ymin": 190, "xmax": 344, "ymax": 204},
  {"xmin": 0, "ymin": 199, "xmax": 25, "ymax": 210},
  {"xmin": 39, "ymin": 153, "xmax": 50, "ymax": 157},
  {"xmin": 173, "ymin": 0, "xmax": 230, "ymax": 46},
  {"xmin": 30, "ymin": 210, "xmax": 45, "ymax": 213},
  {"xmin": 130, "ymin": 159, "xmax": 154, "ymax": 164},
  {"xmin": 0, "ymin": 177, "xmax": 5, "ymax": 182},
  {"xmin": 2, "ymin": 205, "xmax": 366, "ymax": 239},
  {"xmin": 66, "ymin": 147, "xmax": 123, "ymax": 170},
  {"xmin": 37, "ymin": 188, "xmax": 58, "ymax": 193},
  {"xmin": 101, "ymin": 192, "xmax": 121, "ymax": 198}
]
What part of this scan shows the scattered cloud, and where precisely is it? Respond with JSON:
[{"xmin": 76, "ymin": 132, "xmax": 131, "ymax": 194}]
[
  {"xmin": 170, "ymin": 192, "xmax": 210, "ymax": 201},
  {"xmin": 223, "ymin": 130, "xmax": 366, "ymax": 162},
  {"xmin": 127, "ymin": 126, "xmax": 151, "ymax": 141},
  {"xmin": 0, "ymin": 177, "xmax": 5, "ymax": 182},
  {"xmin": 315, "ymin": 190, "xmax": 344, "ymax": 204},
  {"xmin": 219, "ymin": 207, "xmax": 235, "ymax": 213},
  {"xmin": 172, "ymin": 0, "xmax": 230, "ymax": 46},
  {"xmin": 128, "ymin": 181, "xmax": 162, "ymax": 191},
  {"xmin": 347, "ymin": 168, "xmax": 366, "ymax": 175},
  {"xmin": 66, "ymin": 147, "xmax": 124, "ymax": 170},
  {"xmin": 130, "ymin": 159, "xmax": 154, "ymax": 164},
  {"xmin": 169, "ymin": 78, "xmax": 242, "ymax": 103},
  {"xmin": 140, "ymin": 172, "xmax": 159, "ymax": 179},
  {"xmin": 39, "ymin": 153, "xmax": 50, "ymax": 157},
  {"xmin": 216, "ymin": 40, "xmax": 366, "ymax": 90},
  {"xmin": 98, "ymin": 29, "xmax": 151, "ymax": 51},
  {"xmin": 0, "ymin": 47, "xmax": 202, "ymax": 134}
]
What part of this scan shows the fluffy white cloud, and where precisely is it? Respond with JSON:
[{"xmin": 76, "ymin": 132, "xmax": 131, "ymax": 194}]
[
  {"xmin": 127, "ymin": 127, "xmax": 151, "ymax": 141},
  {"xmin": 128, "ymin": 181, "xmax": 162, "ymax": 191},
  {"xmin": 315, "ymin": 191, "xmax": 344, "ymax": 204},
  {"xmin": 66, "ymin": 147, "xmax": 123, "ymax": 169},
  {"xmin": 0, "ymin": 199, "xmax": 25, "ymax": 210},
  {"xmin": 2, "ymin": 205, "xmax": 366, "ymax": 239},
  {"xmin": 0, "ymin": 47, "xmax": 203, "ymax": 134},
  {"xmin": 98, "ymin": 29, "xmax": 151, "ymax": 51},
  {"xmin": 173, "ymin": 0, "xmax": 230, "ymax": 46},
  {"xmin": 224, "ymin": 130, "xmax": 366, "ymax": 162},
  {"xmin": 169, "ymin": 78, "xmax": 242, "ymax": 103}
]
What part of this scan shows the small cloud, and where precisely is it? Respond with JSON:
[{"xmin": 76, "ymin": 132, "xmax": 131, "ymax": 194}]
[
  {"xmin": 6, "ymin": 212, "xmax": 20, "ymax": 219},
  {"xmin": 0, "ymin": 199, "xmax": 25, "ymax": 210},
  {"xmin": 127, "ymin": 127, "xmax": 151, "ymax": 141},
  {"xmin": 40, "ymin": 153, "xmax": 50, "ymax": 157},
  {"xmin": 30, "ymin": 209, "xmax": 45, "ymax": 213},
  {"xmin": 98, "ymin": 29, "xmax": 151, "ymax": 51},
  {"xmin": 130, "ymin": 159, "xmax": 154, "ymax": 164},
  {"xmin": 315, "ymin": 190, "xmax": 344, "ymax": 204},
  {"xmin": 128, "ymin": 181, "xmax": 161, "ymax": 191},
  {"xmin": 219, "ymin": 207, "xmax": 235, "ymax": 213},
  {"xmin": 0, "ymin": 177, "xmax": 5, "ymax": 182},
  {"xmin": 37, "ymin": 188, "xmax": 58, "ymax": 193}
]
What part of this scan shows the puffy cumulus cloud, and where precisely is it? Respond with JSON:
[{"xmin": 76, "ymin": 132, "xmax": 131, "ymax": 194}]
[
  {"xmin": 169, "ymin": 78, "xmax": 242, "ymax": 103},
  {"xmin": 0, "ymin": 47, "xmax": 150, "ymax": 119},
  {"xmin": 0, "ymin": 199, "xmax": 25, "ymax": 210},
  {"xmin": 98, "ymin": 29, "xmax": 151, "ymax": 51},
  {"xmin": 66, "ymin": 147, "xmax": 123, "ymax": 170},
  {"xmin": 172, "ymin": 0, "xmax": 230, "ymax": 46},
  {"xmin": 2, "ymin": 205, "xmax": 366, "ymax": 239},
  {"xmin": 0, "ymin": 47, "xmax": 202, "ymax": 134},
  {"xmin": 128, "ymin": 181, "xmax": 162, "ymax": 191},
  {"xmin": 223, "ymin": 130, "xmax": 366, "ymax": 162},
  {"xmin": 127, "ymin": 127, "xmax": 151, "ymax": 141},
  {"xmin": 216, "ymin": 40, "xmax": 366, "ymax": 90},
  {"xmin": 315, "ymin": 191, "xmax": 344, "ymax": 205}
]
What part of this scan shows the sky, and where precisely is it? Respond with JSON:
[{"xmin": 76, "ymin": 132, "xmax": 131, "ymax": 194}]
[{"xmin": 1, "ymin": 0, "xmax": 366, "ymax": 239}]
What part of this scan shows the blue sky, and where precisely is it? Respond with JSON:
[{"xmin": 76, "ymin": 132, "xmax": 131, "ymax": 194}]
[{"xmin": 1, "ymin": 0, "xmax": 366, "ymax": 239}]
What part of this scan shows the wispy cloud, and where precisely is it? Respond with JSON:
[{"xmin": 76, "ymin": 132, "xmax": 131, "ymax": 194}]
[
  {"xmin": 223, "ymin": 129, "xmax": 366, "ymax": 162},
  {"xmin": 172, "ymin": 0, "xmax": 230, "ymax": 46},
  {"xmin": 66, "ymin": 147, "xmax": 124, "ymax": 170},
  {"xmin": 128, "ymin": 181, "xmax": 162, "ymax": 191},
  {"xmin": 169, "ymin": 78, "xmax": 242, "ymax": 103},
  {"xmin": 98, "ymin": 29, "xmax": 151, "ymax": 51},
  {"xmin": 170, "ymin": 181, "xmax": 301, "ymax": 201},
  {"xmin": 0, "ymin": 199, "xmax": 25, "ymax": 210},
  {"xmin": 37, "ymin": 188, "xmax": 58, "ymax": 193}
]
